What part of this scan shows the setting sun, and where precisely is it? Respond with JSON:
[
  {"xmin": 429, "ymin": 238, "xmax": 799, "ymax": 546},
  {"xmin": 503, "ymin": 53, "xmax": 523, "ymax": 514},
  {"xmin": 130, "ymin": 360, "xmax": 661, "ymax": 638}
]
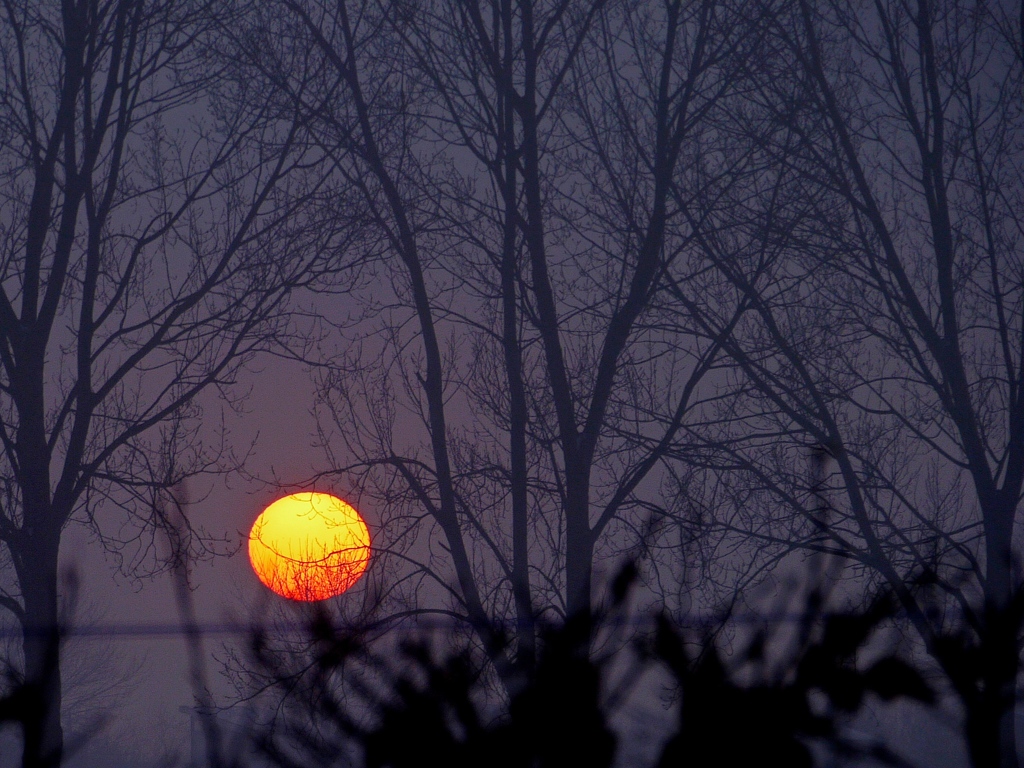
[{"xmin": 248, "ymin": 492, "xmax": 371, "ymax": 601}]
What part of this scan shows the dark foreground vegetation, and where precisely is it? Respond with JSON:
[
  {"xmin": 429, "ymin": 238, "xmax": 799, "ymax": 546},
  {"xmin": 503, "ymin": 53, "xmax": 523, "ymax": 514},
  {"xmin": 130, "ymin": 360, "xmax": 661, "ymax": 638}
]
[
  {"xmin": 205, "ymin": 566, "xmax": 943, "ymax": 768},
  {"xmin": 0, "ymin": 564, "xmax": 1005, "ymax": 767}
]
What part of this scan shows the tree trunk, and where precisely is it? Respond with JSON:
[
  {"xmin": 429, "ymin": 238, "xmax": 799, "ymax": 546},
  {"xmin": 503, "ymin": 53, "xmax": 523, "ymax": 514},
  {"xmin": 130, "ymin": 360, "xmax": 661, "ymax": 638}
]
[
  {"xmin": 564, "ymin": 468, "xmax": 594, "ymax": 620},
  {"xmin": 979, "ymin": 498, "xmax": 1018, "ymax": 768},
  {"xmin": 964, "ymin": 620, "xmax": 1018, "ymax": 768},
  {"xmin": 17, "ymin": 530, "xmax": 63, "ymax": 768}
]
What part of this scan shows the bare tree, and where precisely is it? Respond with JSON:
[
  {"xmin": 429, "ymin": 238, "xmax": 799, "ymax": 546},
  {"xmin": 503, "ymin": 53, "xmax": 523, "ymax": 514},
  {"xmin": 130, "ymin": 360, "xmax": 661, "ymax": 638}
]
[
  {"xmin": 226, "ymin": 0, "xmax": 760, "ymax": 700},
  {"xmin": 0, "ymin": 2, "xmax": 329, "ymax": 765},
  {"xmin": 660, "ymin": 1, "xmax": 1024, "ymax": 765}
]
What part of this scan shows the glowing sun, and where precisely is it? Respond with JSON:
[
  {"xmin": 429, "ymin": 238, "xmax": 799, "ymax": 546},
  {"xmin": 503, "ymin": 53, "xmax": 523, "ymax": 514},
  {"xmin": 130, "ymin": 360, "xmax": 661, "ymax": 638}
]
[{"xmin": 248, "ymin": 492, "xmax": 371, "ymax": 601}]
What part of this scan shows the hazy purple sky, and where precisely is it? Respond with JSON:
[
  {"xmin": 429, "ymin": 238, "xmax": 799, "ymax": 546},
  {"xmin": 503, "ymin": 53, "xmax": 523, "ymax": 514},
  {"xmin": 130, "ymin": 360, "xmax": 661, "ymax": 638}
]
[{"xmin": 1, "ymin": 355, "xmax": 333, "ymax": 768}]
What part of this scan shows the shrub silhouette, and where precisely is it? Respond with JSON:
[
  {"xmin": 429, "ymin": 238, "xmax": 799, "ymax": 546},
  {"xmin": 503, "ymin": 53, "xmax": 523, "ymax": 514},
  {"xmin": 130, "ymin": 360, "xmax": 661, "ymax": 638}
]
[
  {"xmin": 356, "ymin": 614, "xmax": 614, "ymax": 768},
  {"xmin": 251, "ymin": 568, "xmax": 941, "ymax": 768},
  {"xmin": 652, "ymin": 592, "xmax": 934, "ymax": 768}
]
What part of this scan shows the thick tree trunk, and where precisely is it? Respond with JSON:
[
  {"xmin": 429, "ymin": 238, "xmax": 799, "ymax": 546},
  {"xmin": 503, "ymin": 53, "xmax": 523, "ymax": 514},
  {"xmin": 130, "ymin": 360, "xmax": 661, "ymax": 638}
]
[
  {"xmin": 945, "ymin": 493, "xmax": 1019, "ymax": 768},
  {"xmin": 17, "ymin": 532, "xmax": 63, "ymax": 768},
  {"xmin": 11, "ymin": 341, "xmax": 65, "ymax": 768},
  {"xmin": 964, "ymin": 619, "xmax": 1018, "ymax": 768},
  {"xmin": 564, "ymin": 480, "xmax": 593, "ymax": 621},
  {"xmin": 979, "ymin": 500, "xmax": 1018, "ymax": 768}
]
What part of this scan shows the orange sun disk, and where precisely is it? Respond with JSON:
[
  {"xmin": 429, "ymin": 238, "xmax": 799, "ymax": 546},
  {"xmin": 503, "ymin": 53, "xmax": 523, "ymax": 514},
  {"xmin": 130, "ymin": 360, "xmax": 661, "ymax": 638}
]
[{"xmin": 248, "ymin": 492, "xmax": 371, "ymax": 601}]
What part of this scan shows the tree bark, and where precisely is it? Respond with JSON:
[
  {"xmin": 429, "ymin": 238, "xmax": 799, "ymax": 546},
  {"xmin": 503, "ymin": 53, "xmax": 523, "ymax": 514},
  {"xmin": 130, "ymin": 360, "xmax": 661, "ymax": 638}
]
[{"xmin": 15, "ymin": 526, "xmax": 63, "ymax": 768}]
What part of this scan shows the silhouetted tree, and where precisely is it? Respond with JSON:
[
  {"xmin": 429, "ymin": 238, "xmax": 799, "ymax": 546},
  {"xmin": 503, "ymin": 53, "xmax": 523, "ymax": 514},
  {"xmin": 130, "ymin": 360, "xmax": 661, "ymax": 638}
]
[
  {"xmin": 227, "ymin": 0, "xmax": 761, "ymax": 695},
  {"xmin": 221, "ymin": 0, "xmax": 1024, "ymax": 763},
  {"xmin": 660, "ymin": 1, "xmax": 1024, "ymax": 765},
  {"xmin": 0, "ymin": 2, "xmax": 329, "ymax": 765}
]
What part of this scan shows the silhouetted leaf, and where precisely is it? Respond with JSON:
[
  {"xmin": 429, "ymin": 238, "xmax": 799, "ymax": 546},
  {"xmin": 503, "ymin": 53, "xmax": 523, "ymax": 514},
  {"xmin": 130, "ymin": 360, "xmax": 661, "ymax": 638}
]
[
  {"xmin": 864, "ymin": 657, "xmax": 934, "ymax": 704},
  {"xmin": 611, "ymin": 561, "xmax": 638, "ymax": 605}
]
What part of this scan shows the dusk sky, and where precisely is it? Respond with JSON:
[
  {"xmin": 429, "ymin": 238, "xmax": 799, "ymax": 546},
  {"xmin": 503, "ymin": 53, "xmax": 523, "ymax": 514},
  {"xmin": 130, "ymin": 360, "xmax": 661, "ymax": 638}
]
[
  {"xmin": 2, "ymin": 356, "xmax": 326, "ymax": 766},
  {"xmin": 1, "ymin": 2, "xmax": 1022, "ymax": 767}
]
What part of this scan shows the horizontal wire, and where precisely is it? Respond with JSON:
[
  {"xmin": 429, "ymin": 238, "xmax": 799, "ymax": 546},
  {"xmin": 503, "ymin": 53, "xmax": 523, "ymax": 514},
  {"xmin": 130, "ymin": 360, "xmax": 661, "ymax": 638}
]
[{"xmin": 0, "ymin": 609, "xmax": 903, "ymax": 639}]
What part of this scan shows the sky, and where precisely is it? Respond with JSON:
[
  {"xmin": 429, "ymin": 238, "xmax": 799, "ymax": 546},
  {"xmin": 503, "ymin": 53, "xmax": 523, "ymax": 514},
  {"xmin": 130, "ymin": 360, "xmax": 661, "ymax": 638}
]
[
  {"xmin": 0, "ymin": 346, "xmax": 967, "ymax": 768},
  {"xmin": 0, "ymin": 330, "xmax": 967, "ymax": 768},
  {"xmin": 0, "ymin": 324, "xmax": 971, "ymax": 767},
  {"xmin": 0, "ymin": 355, "xmax": 328, "ymax": 768}
]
